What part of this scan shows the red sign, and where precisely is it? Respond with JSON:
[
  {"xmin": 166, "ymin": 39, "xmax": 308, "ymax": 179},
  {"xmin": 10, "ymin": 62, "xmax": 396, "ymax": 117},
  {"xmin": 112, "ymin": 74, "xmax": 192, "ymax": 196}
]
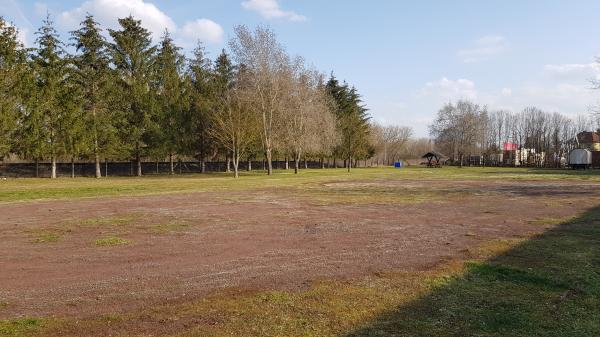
[{"xmin": 503, "ymin": 142, "xmax": 518, "ymax": 151}]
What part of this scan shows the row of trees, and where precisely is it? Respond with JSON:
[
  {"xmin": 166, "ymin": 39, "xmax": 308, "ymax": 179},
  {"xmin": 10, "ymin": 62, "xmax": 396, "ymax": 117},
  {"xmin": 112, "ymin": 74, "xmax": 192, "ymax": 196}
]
[
  {"xmin": 430, "ymin": 100, "xmax": 597, "ymax": 167},
  {"xmin": 0, "ymin": 15, "xmax": 375, "ymax": 178}
]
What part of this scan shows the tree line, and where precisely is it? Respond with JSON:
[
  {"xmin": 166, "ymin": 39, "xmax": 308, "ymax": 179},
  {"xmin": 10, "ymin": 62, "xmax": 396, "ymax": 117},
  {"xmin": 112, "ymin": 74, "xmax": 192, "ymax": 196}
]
[
  {"xmin": 0, "ymin": 15, "xmax": 375, "ymax": 178},
  {"xmin": 430, "ymin": 99, "xmax": 598, "ymax": 167}
]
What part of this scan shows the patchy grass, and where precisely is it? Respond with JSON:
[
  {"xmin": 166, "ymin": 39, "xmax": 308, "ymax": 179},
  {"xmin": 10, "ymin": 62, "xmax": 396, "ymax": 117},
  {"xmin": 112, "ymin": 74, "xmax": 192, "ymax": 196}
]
[
  {"xmin": 94, "ymin": 236, "xmax": 130, "ymax": 247},
  {"xmin": 0, "ymin": 318, "xmax": 44, "ymax": 337},
  {"xmin": 13, "ymin": 206, "xmax": 600, "ymax": 337},
  {"xmin": 32, "ymin": 232, "xmax": 62, "ymax": 243},
  {"xmin": 78, "ymin": 215, "xmax": 138, "ymax": 228},
  {"xmin": 152, "ymin": 221, "xmax": 191, "ymax": 233},
  {"xmin": 528, "ymin": 216, "xmax": 576, "ymax": 226}
]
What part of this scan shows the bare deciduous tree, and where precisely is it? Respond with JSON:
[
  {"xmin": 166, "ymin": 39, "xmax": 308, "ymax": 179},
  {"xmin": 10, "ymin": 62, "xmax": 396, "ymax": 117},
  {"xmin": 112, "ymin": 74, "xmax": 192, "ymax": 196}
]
[{"xmin": 229, "ymin": 25, "xmax": 289, "ymax": 175}]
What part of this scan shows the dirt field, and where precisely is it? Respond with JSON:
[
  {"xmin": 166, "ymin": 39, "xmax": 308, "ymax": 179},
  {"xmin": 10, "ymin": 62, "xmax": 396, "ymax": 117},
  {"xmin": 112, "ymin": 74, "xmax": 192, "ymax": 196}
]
[{"xmin": 1, "ymin": 169, "xmax": 599, "ymax": 336}]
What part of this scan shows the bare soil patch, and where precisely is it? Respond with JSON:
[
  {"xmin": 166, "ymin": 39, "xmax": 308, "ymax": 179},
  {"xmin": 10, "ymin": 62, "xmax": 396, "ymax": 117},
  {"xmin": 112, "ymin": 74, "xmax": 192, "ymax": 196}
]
[{"xmin": 0, "ymin": 178, "xmax": 598, "ymax": 320}]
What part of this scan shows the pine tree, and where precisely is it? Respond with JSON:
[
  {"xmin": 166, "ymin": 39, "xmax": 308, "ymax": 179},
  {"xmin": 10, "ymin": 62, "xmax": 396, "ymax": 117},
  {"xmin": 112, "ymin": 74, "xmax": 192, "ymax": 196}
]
[
  {"xmin": 0, "ymin": 17, "xmax": 27, "ymax": 160},
  {"xmin": 153, "ymin": 30, "xmax": 185, "ymax": 174},
  {"xmin": 326, "ymin": 75, "xmax": 371, "ymax": 172},
  {"xmin": 109, "ymin": 15, "xmax": 156, "ymax": 177},
  {"xmin": 27, "ymin": 15, "xmax": 68, "ymax": 178},
  {"xmin": 186, "ymin": 43, "xmax": 215, "ymax": 172},
  {"xmin": 212, "ymin": 50, "xmax": 236, "ymax": 171},
  {"xmin": 71, "ymin": 14, "xmax": 115, "ymax": 178}
]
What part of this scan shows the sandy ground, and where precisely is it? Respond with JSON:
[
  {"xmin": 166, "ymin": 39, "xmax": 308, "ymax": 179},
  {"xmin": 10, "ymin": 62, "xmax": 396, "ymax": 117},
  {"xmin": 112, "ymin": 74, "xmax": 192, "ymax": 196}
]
[{"xmin": 1, "ymin": 178, "xmax": 599, "ymax": 319}]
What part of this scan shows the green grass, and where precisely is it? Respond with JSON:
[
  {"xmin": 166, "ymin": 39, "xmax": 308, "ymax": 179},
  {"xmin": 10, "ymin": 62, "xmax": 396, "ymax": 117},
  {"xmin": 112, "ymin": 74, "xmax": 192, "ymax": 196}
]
[
  {"xmin": 152, "ymin": 221, "xmax": 191, "ymax": 233},
  {"xmin": 0, "ymin": 319, "xmax": 44, "ymax": 337},
  {"xmin": 1, "ymin": 167, "xmax": 600, "ymax": 203},
  {"xmin": 32, "ymin": 232, "xmax": 62, "ymax": 243},
  {"xmin": 528, "ymin": 216, "xmax": 576, "ymax": 226},
  {"xmin": 94, "ymin": 236, "xmax": 130, "ymax": 247}
]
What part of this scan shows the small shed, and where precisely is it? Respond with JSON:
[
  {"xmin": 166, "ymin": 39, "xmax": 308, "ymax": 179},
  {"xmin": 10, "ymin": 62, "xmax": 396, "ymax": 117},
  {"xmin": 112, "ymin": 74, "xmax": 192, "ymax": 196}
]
[{"xmin": 422, "ymin": 151, "xmax": 445, "ymax": 168}]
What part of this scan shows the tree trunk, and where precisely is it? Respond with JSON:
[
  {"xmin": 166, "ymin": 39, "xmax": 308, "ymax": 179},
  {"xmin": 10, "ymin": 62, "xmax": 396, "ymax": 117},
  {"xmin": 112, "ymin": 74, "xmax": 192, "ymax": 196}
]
[
  {"xmin": 95, "ymin": 152, "xmax": 101, "ymax": 178},
  {"xmin": 105, "ymin": 158, "xmax": 108, "ymax": 177},
  {"xmin": 51, "ymin": 156, "xmax": 57, "ymax": 179},
  {"xmin": 285, "ymin": 157, "xmax": 289, "ymax": 170},
  {"xmin": 200, "ymin": 158, "xmax": 206, "ymax": 173},
  {"xmin": 232, "ymin": 155, "xmax": 239, "ymax": 178},
  {"xmin": 265, "ymin": 149, "xmax": 273, "ymax": 175},
  {"xmin": 304, "ymin": 158, "xmax": 308, "ymax": 169},
  {"xmin": 294, "ymin": 155, "xmax": 299, "ymax": 174},
  {"xmin": 459, "ymin": 153, "xmax": 464, "ymax": 168},
  {"xmin": 93, "ymin": 106, "xmax": 101, "ymax": 178},
  {"xmin": 71, "ymin": 156, "xmax": 75, "ymax": 178},
  {"xmin": 156, "ymin": 160, "xmax": 159, "ymax": 174},
  {"xmin": 135, "ymin": 142, "xmax": 142, "ymax": 177},
  {"xmin": 35, "ymin": 158, "xmax": 39, "ymax": 178},
  {"xmin": 321, "ymin": 157, "xmax": 325, "ymax": 169},
  {"xmin": 247, "ymin": 159, "xmax": 252, "ymax": 171},
  {"xmin": 226, "ymin": 156, "xmax": 231, "ymax": 173},
  {"xmin": 169, "ymin": 153, "xmax": 174, "ymax": 175},
  {"xmin": 347, "ymin": 156, "xmax": 352, "ymax": 172}
]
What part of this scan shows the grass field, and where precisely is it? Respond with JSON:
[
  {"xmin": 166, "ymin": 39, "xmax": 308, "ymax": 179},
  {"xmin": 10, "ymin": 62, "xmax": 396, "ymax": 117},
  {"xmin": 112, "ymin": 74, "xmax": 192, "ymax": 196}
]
[{"xmin": 1, "ymin": 167, "xmax": 599, "ymax": 337}]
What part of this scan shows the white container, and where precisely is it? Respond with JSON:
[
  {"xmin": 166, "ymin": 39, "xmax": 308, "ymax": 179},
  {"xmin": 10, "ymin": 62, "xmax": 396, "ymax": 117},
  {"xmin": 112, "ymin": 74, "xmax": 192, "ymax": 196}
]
[{"xmin": 569, "ymin": 149, "xmax": 592, "ymax": 168}]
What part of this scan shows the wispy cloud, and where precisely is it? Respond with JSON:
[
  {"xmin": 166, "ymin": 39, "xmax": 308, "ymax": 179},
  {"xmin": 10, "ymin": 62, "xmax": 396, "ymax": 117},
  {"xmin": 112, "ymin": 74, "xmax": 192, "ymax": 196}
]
[
  {"xmin": 458, "ymin": 35, "xmax": 508, "ymax": 63},
  {"xmin": 241, "ymin": 0, "xmax": 306, "ymax": 22},
  {"xmin": 57, "ymin": 0, "xmax": 223, "ymax": 45}
]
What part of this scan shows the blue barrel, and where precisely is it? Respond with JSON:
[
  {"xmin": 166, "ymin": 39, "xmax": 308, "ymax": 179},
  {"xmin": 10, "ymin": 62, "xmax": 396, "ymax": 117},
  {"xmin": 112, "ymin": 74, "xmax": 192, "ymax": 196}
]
[{"xmin": 394, "ymin": 161, "xmax": 402, "ymax": 168}]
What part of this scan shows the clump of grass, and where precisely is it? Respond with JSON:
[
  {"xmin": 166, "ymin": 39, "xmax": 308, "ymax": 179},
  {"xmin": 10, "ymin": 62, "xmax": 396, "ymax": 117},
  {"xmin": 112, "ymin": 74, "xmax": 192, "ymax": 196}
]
[
  {"xmin": 33, "ymin": 232, "xmax": 62, "ymax": 243},
  {"xmin": 528, "ymin": 216, "xmax": 574, "ymax": 226},
  {"xmin": 152, "ymin": 221, "xmax": 190, "ymax": 233},
  {"xmin": 94, "ymin": 236, "xmax": 130, "ymax": 247},
  {"xmin": 0, "ymin": 318, "xmax": 43, "ymax": 336},
  {"xmin": 79, "ymin": 216, "xmax": 137, "ymax": 228}
]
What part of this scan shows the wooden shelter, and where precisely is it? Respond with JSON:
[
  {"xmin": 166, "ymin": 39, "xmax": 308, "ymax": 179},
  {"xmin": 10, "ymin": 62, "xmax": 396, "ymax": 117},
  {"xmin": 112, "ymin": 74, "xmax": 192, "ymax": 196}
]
[{"xmin": 422, "ymin": 151, "xmax": 445, "ymax": 167}]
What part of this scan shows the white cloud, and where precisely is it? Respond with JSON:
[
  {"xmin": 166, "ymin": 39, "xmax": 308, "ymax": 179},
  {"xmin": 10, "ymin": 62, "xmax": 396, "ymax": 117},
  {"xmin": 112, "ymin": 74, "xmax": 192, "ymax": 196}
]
[
  {"xmin": 544, "ymin": 62, "xmax": 600, "ymax": 82},
  {"xmin": 58, "ymin": 0, "xmax": 176, "ymax": 40},
  {"xmin": 405, "ymin": 72, "xmax": 600, "ymax": 136},
  {"xmin": 458, "ymin": 35, "xmax": 508, "ymax": 63},
  {"xmin": 178, "ymin": 19, "xmax": 224, "ymax": 47},
  {"xmin": 418, "ymin": 77, "xmax": 478, "ymax": 101},
  {"xmin": 241, "ymin": 0, "xmax": 306, "ymax": 22},
  {"xmin": 57, "ymin": 0, "xmax": 223, "ymax": 46}
]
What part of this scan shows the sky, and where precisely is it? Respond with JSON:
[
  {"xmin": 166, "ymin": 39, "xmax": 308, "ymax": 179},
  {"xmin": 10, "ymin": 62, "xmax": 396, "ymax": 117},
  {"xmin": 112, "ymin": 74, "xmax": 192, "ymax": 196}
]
[{"xmin": 2, "ymin": 0, "xmax": 600, "ymax": 136}]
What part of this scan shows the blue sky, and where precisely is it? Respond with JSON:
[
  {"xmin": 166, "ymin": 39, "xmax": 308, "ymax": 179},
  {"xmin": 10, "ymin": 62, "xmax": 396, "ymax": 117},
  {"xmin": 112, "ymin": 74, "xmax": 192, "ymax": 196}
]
[{"xmin": 2, "ymin": 0, "xmax": 600, "ymax": 136}]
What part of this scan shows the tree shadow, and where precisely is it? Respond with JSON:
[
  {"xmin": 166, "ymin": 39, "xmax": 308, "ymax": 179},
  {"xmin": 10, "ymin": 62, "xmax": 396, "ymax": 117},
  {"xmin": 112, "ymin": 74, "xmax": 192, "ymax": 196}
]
[{"xmin": 344, "ymin": 205, "xmax": 600, "ymax": 337}]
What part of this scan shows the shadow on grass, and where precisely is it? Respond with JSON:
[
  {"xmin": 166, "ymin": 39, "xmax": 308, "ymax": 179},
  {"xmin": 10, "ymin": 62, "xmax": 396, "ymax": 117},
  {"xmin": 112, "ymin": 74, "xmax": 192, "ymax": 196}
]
[{"xmin": 344, "ymin": 205, "xmax": 600, "ymax": 337}]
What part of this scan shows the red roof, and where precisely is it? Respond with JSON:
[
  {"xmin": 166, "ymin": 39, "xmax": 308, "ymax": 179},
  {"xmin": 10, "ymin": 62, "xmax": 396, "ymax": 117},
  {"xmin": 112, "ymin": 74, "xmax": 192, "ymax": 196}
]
[{"xmin": 577, "ymin": 132, "xmax": 600, "ymax": 144}]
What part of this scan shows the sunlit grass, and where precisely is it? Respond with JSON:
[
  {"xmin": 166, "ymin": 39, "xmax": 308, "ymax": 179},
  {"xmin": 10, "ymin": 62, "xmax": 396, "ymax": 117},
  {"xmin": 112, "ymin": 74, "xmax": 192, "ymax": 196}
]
[
  {"xmin": 94, "ymin": 236, "xmax": 130, "ymax": 247},
  {"xmin": 2, "ymin": 167, "xmax": 600, "ymax": 204}
]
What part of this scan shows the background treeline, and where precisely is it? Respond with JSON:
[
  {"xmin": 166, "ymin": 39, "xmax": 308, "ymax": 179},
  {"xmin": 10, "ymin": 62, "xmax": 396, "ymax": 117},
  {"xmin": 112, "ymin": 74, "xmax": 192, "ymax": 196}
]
[
  {"xmin": 0, "ymin": 15, "xmax": 383, "ymax": 178},
  {"xmin": 430, "ymin": 99, "xmax": 599, "ymax": 167}
]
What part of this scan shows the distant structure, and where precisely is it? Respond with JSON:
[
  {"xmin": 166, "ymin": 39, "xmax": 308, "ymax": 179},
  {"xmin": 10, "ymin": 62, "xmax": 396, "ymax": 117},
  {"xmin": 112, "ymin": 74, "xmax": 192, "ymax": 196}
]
[
  {"xmin": 576, "ymin": 132, "xmax": 600, "ymax": 167},
  {"xmin": 501, "ymin": 142, "xmax": 545, "ymax": 167}
]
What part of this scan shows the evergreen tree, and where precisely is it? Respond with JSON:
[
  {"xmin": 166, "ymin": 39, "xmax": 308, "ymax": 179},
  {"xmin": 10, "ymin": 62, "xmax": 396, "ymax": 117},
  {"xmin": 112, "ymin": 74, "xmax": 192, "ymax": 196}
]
[
  {"xmin": 153, "ymin": 30, "xmax": 185, "ymax": 174},
  {"xmin": 326, "ymin": 75, "xmax": 371, "ymax": 172},
  {"xmin": 71, "ymin": 14, "xmax": 116, "ymax": 178},
  {"xmin": 186, "ymin": 43, "xmax": 215, "ymax": 172},
  {"xmin": 25, "ymin": 15, "xmax": 69, "ymax": 178},
  {"xmin": 109, "ymin": 15, "xmax": 156, "ymax": 176},
  {"xmin": 212, "ymin": 50, "xmax": 237, "ymax": 171},
  {"xmin": 0, "ymin": 17, "xmax": 27, "ymax": 160}
]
